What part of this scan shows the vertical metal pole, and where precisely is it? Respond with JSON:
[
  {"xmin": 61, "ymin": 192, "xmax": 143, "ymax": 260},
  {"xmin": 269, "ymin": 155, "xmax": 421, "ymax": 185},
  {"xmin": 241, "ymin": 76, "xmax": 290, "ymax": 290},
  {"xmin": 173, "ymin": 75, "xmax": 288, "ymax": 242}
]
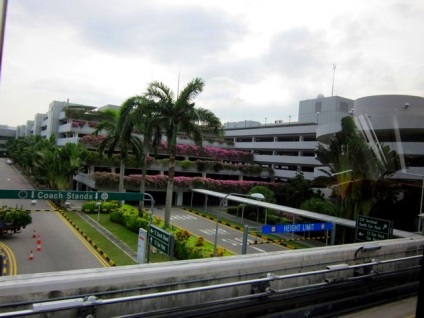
[
  {"xmin": 264, "ymin": 208, "xmax": 268, "ymax": 225},
  {"xmin": 242, "ymin": 225, "xmax": 249, "ymax": 255},
  {"xmin": 416, "ymin": 247, "xmax": 424, "ymax": 317},
  {"xmin": 0, "ymin": 0, "xmax": 8, "ymax": 82},
  {"xmin": 213, "ymin": 195, "xmax": 228, "ymax": 257},
  {"xmin": 330, "ymin": 223, "xmax": 336, "ymax": 245},
  {"xmin": 204, "ymin": 194, "xmax": 208, "ymax": 213},
  {"xmin": 190, "ymin": 191, "xmax": 193, "ymax": 208},
  {"xmin": 419, "ymin": 177, "xmax": 424, "ymax": 233},
  {"xmin": 145, "ymin": 193, "xmax": 155, "ymax": 264}
]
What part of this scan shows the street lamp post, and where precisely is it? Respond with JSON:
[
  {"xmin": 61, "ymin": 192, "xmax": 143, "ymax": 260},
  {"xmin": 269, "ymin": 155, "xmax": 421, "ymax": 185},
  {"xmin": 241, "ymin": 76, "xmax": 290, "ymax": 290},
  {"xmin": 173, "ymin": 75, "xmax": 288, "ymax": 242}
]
[
  {"xmin": 213, "ymin": 192, "xmax": 265, "ymax": 257},
  {"xmin": 96, "ymin": 201, "xmax": 101, "ymax": 222},
  {"xmin": 144, "ymin": 192, "xmax": 155, "ymax": 263}
]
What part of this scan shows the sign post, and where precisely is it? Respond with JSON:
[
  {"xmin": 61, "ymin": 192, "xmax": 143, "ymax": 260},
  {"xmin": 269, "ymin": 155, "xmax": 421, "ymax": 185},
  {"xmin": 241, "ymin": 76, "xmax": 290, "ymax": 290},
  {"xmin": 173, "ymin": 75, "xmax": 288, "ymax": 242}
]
[
  {"xmin": 148, "ymin": 225, "xmax": 174, "ymax": 260},
  {"xmin": 137, "ymin": 228, "xmax": 148, "ymax": 264},
  {"xmin": 355, "ymin": 215, "xmax": 393, "ymax": 242}
]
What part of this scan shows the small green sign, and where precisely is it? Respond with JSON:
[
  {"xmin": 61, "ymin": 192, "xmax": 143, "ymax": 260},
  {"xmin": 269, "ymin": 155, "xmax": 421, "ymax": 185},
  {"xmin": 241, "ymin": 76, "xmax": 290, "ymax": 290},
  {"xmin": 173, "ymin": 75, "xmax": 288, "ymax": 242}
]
[
  {"xmin": 148, "ymin": 225, "xmax": 174, "ymax": 256},
  {"xmin": 355, "ymin": 215, "xmax": 393, "ymax": 242},
  {"xmin": 0, "ymin": 190, "xmax": 144, "ymax": 201}
]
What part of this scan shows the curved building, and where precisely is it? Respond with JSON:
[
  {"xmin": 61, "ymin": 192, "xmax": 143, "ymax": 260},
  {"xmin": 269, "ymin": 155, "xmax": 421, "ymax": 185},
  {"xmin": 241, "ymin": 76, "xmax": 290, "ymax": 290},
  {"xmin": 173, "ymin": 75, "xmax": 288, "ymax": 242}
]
[{"xmin": 317, "ymin": 94, "xmax": 424, "ymax": 176}]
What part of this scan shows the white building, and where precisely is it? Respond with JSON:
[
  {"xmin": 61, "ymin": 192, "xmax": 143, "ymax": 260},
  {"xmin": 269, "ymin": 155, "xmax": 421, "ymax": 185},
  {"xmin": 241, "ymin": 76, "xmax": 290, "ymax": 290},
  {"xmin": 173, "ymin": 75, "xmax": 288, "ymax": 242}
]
[{"xmin": 8, "ymin": 94, "xmax": 424, "ymax": 183}]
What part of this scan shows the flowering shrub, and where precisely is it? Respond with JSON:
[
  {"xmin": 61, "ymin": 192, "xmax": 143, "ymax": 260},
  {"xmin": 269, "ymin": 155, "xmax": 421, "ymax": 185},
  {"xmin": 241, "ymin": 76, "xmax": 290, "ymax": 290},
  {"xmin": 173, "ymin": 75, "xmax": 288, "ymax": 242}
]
[
  {"xmin": 92, "ymin": 172, "xmax": 284, "ymax": 193},
  {"xmin": 159, "ymin": 142, "xmax": 253, "ymax": 162},
  {"xmin": 80, "ymin": 135, "xmax": 107, "ymax": 147},
  {"xmin": 71, "ymin": 120, "xmax": 86, "ymax": 128}
]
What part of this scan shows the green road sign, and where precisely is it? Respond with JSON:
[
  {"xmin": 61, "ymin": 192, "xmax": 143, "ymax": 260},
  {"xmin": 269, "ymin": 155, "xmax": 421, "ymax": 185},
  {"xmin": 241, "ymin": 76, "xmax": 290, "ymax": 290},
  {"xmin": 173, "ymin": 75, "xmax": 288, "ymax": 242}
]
[
  {"xmin": 148, "ymin": 225, "xmax": 174, "ymax": 256},
  {"xmin": 355, "ymin": 215, "xmax": 393, "ymax": 242},
  {"xmin": 0, "ymin": 189, "xmax": 144, "ymax": 201}
]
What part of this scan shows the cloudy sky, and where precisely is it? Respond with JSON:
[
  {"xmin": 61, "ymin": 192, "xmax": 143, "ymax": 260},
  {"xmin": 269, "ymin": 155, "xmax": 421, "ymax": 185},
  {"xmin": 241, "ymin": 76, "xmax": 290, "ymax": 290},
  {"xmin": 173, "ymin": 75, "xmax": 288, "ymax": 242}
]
[{"xmin": 0, "ymin": 0, "xmax": 423, "ymax": 127}]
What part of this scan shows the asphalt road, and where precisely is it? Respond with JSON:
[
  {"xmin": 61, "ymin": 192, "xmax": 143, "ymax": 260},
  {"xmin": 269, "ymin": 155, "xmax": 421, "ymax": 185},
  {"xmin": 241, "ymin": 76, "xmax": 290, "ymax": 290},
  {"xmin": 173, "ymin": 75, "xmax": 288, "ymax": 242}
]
[
  {"xmin": 153, "ymin": 207, "xmax": 288, "ymax": 255},
  {"xmin": 0, "ymin": 158, "xmax": 106, "ymax": 275}
]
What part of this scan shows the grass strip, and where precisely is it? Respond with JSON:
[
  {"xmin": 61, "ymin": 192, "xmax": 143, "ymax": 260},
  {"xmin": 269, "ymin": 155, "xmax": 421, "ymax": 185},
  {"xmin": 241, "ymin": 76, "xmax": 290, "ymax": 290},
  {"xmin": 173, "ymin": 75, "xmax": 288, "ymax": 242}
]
[
  {"xmin": 63, "ymin": 211, "xmax": 137, "ymax": 266},
  {"xmin": 87, "ymin": 213, "xmax": 173, "ymax": 263}
]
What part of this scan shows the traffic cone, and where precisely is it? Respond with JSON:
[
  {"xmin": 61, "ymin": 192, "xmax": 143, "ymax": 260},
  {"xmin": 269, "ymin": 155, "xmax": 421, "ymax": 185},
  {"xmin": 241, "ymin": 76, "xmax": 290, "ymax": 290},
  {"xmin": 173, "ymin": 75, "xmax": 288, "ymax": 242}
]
[
  {"xmin": 32, "ymin": 230, "xmax": 36, "ymax": 238},
  {"xmin": 36, "ymin": 236, "xmax": 42, "ymax": 251},
  {"xmin": 29, "ymin": 250, "xmax": 34, "ymax": 260}
]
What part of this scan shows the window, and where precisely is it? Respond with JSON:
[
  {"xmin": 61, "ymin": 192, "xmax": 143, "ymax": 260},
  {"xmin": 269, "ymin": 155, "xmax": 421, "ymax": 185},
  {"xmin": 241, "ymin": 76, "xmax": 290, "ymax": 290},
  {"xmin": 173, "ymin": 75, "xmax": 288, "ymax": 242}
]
[{"xmin": 315, "ymin": 101, "xmax": 322, "ymax": 113}]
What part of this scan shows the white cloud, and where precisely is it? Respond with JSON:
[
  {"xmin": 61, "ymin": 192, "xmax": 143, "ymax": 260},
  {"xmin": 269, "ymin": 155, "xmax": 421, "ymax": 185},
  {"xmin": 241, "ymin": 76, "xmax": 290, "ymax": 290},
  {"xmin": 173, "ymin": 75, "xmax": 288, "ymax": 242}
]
[{"xmin": 1, "ymin": 0, "xmax": 423, "ymax": 127}]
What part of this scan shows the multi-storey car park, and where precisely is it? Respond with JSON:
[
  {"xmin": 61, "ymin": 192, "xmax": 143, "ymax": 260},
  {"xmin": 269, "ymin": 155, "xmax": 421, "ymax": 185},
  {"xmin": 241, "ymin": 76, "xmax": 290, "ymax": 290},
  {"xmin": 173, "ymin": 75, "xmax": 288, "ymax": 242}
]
[{"xmin": 4, "ymin": 94, "xmax": 424, "ymax": 206}]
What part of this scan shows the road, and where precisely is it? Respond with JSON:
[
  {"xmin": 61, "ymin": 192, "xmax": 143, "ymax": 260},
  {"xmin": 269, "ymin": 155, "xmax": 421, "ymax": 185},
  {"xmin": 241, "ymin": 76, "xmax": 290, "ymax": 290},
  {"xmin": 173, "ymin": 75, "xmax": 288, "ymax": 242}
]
[
  {"xmin": 0, "ymin": 158, "xmax": 107, "ymax": 275},
  {"xmin": 154, "ymin": 207, "xmax": 288, "ymax": 255}
]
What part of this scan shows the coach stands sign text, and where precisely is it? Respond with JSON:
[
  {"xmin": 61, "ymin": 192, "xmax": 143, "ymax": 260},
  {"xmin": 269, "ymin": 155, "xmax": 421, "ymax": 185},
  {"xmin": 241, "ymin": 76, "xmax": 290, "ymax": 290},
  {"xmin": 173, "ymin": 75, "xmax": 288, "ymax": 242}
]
[{"xmin": 0, "ymin": 190, "xmax": 144, "ymax": 201}]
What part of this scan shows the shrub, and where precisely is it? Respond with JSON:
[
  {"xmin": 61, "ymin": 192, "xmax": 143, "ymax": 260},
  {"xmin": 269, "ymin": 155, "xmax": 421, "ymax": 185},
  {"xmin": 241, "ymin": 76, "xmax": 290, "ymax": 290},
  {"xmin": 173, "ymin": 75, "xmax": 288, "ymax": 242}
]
[
  {"xmin": 179, "ymin": 160, "xmax": 194, "ymax": 170},
  {"xmin": 81, "ymin": 201, "xmax": 118, "ymax": 214}
]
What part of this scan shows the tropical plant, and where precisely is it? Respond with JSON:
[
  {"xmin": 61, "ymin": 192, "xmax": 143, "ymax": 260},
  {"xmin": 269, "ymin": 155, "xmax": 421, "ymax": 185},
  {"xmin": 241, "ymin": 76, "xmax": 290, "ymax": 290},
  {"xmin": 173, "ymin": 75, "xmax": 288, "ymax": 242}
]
[
  {"xmin": 315, "ymin": 116, "xmax": 399, "ymax": 220},
  {"xmin": 144, "ymin": 78, "xmax": 223, "ymax": 227},
  {"xmin": 93, "ymin": 107, "xmax": 143, "ymax": 203},
  {"xmin": 34, "ymin": 142, "xmax": 88, "ymax": 190},
  {"xmin": 120, "ymin": 96, "xmax": 163, "ymax": 214}
]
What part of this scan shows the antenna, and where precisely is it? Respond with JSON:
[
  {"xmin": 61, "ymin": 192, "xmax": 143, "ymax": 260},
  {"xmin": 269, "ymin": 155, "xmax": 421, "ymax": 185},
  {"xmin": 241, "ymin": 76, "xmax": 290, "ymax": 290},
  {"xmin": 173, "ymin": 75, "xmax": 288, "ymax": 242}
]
[
  {"xmin": 331, "ymin": 64, "xmax": 336, "ymax": 96},
  {"xmin": 176, "ymin": 67, "xmax": 180, "ymax": 99}
]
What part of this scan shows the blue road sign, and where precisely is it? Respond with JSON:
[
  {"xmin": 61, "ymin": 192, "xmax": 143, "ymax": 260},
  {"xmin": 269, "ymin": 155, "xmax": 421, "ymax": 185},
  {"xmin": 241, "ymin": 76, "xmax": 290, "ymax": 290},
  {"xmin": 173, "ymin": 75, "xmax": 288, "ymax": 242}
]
[{"xmin": 262, "ymin": 222, "xmax": 333, "ymax": 234}]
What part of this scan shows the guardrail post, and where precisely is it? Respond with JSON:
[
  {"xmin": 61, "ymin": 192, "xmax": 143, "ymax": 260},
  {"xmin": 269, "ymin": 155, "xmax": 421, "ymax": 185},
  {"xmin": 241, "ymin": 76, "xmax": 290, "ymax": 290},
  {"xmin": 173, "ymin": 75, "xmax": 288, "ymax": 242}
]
[
  {"xmin": 242, "ymin": 225, "xmax": 249, "ymax": 254},
  {"xmin": 416, "ymin": 248, "xmax": 424, "ymax": 317}
]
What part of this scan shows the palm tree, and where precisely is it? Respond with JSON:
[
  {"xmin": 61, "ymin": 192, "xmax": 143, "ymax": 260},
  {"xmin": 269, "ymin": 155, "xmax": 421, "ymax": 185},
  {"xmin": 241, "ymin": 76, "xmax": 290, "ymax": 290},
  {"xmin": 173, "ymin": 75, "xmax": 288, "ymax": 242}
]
[
  {"xmin": 316, "ymin": 116, "xmax": 399, "ymax": 219},
  {"xmin": 119, "ymin": 96, "xmax": 162, "ymax": 214},
  {"xmin": 93, "ymin": 107, "xmax": 143, "ymax": 201},
  {"xmin": 34, "ymin": 142, "xmax": 87, "ymax": 191},
  {"xmin": 144, "ymin": 77, "xmax": 223, "ymax": 227}
]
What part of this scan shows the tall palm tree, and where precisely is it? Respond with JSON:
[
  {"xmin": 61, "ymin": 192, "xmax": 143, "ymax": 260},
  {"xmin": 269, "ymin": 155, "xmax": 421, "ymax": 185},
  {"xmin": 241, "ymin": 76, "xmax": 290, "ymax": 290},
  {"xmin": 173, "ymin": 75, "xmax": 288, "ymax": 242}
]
[
  {"xmin": 119, "ymin": 96, "xmax": 162, "ymax": 214},
  {"xmin": 93, "ymin": 107, "xmax": 143, "ymax": 200},
  {"xmin": 144, "ymin": 77, "xmax": 223, "ymax": 227}
]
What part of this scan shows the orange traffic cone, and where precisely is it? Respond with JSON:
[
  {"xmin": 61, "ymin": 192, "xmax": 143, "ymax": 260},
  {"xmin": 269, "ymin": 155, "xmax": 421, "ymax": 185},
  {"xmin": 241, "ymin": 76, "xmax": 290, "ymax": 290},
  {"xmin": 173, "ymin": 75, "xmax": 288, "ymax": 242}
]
[
  {"xmin": 32, "ymin": 230, "xmax": 36, "ymax": 238},
  {"xmin": 36, "ymin": 235, "xmax": 42, "ymax": 251},
  {"xmin": 29, "ymin": 250, "xmax": 34, "ymax": 260}
]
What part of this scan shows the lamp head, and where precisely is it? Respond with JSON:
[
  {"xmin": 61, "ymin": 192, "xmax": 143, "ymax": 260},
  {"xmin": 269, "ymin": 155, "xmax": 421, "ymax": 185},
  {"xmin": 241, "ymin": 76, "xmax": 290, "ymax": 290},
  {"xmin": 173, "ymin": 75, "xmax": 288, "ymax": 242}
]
[{"xmin": 250, "ymin": 193, "xmax": 265, "ymax": 200}]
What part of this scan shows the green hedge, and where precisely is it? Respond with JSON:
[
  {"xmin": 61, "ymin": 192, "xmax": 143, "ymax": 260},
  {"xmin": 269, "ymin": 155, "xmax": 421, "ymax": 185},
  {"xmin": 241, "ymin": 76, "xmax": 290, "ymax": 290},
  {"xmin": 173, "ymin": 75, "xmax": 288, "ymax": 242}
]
[{"xmin": 109, "ymin": 208, "xmax": 218, "ymax": 259}]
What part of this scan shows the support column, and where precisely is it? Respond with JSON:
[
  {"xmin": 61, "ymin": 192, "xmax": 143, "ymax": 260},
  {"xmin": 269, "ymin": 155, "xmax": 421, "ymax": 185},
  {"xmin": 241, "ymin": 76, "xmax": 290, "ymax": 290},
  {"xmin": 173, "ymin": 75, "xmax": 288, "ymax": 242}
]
[
  {"xmin": 175, "ymin": 191, "xmax": 183, "ymax": 206},
  {"xmin": 204, "ymin": 194, "xmax": 208, "ymax": 212}
]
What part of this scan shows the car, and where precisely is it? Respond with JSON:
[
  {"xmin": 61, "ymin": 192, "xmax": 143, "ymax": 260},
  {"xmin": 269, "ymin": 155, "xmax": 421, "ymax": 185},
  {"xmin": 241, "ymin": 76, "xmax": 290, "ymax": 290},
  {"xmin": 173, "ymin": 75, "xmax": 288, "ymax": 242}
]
[{"xmin": 6, "ymin": 159, "xmax": 12, "ymax": 165}]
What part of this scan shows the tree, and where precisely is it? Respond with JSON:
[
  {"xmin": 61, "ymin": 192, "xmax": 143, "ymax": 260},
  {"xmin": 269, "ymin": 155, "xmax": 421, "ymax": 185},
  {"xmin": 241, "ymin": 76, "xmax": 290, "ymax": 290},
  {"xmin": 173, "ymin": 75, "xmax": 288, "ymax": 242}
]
[
  {"xmin": 35, "ymin": 142, "xmax": 88, "ymax": 190},
  {"xmin": 315, "ymin": 116, "xmax": 399, "ymax": 220},
  {"xmin": 144, "ymin": 78, "xmax": 223, "ymax": 227},
  {"xmin": 119, "ymin": 96, "xmax": 162, "ymax": 214},
  {"xmin": 93, "ymin": 107, "xmax": 143, "ymax": 200},
  {"xmin": 284, "ymin": 171, "xmax": 315, "ymax": 208}
]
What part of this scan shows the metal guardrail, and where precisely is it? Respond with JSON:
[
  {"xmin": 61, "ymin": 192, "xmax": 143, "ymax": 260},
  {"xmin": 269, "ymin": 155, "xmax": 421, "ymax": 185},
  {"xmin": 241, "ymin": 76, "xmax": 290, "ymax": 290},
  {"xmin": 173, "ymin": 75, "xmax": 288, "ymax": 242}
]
[{"xmin": 0, "ymin": 254, "xmax": 421, "ymax": 317}]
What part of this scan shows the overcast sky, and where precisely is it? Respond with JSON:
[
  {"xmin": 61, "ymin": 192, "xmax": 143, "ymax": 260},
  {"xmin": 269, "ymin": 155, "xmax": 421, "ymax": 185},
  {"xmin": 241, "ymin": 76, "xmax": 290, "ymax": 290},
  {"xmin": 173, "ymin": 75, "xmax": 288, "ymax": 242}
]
[{"xmin": 1, "ymin": 0, "xmax": 423, "ymax": 127}]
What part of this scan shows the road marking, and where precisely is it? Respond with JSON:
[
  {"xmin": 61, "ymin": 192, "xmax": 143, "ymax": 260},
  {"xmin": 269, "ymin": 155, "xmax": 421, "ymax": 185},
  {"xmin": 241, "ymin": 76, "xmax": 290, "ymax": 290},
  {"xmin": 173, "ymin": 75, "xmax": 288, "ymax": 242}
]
[
  {"xmin": 0, "ymin": 242, "xmax": 17, "ymax": 275},
  {"xmin": 200, "ymin": 229, "xmax": 229, "ymax": 236},
  {"xmin": 222, "ymin": 238, "xmax": 240, "ymax": 246},
  {"xmin": 171, "ymin": 215, "xmax": 197, "ymax": 220},
  {"xmin": 250, "ymin": 246, "xmax": 267, "ymax": 253}
]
